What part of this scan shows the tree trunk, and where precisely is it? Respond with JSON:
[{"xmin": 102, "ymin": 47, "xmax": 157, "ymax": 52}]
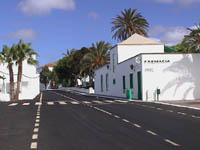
[
  {"xmin": 15, "ymin": 61, "xmax": 23, "ymax": 101},
  {"xmin": 9, "ymin": 64, "xmax": 15, "ymax": 101}
]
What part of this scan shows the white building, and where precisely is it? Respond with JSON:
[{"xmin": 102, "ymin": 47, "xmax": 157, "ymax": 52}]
[
  {"xmin": 94, "ymin": 34, "xmax": 200, "ymax": 101},
  {"xmin": 0, "ymin": 58, "xmax": 40, "ymax": 102}
]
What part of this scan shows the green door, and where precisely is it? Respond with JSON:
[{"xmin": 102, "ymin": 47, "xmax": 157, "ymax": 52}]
[{"xmin": 137, "ymin": 72, "xmax": 142, "ymax": 100}]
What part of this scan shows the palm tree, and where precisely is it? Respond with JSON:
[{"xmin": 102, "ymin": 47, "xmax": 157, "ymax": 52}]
[
  {"xmin": 111, "ymin": 8, "xmax": 149, "ymax": 41},
  {"xmin": 182, "ymin": 23, "xmax": 200, "ymax": 53},
  {"xmin": 15, "ymin": 40, "xmax": 39, "ymax": 101},
  {"xmin": 81, "ymin": 41, "xmax": 111, "ymax": 86},
  {"xmin": 0, "ymin": 45, "xmax": 16, "ymax": 101}
]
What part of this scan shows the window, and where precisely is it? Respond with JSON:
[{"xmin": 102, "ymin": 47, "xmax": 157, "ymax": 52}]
[
  {"xmin": 112, "ymin": 53, "xmax": 115, "ymax": 73},
  {"xmin": 123, "ymin": 76, "xmax": 126, "ymax": 93},
  {"xmin": 130, "ymin": 73, "xmax": 133, "ymax": 89},
  {"xmin": 106, "ymin": 74, "xmax": 109, "ymax": 91},
  {"xmin": 113, "ymin": 79, "xmax": 116, "ymax": 85},
  {"xmin": 101, "ymin": 75, "xmax": 103, "ymax": 92}
]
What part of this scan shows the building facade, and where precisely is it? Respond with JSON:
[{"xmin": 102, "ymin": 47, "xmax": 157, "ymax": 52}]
[
  {"xmin": 94, "ymin": 34, "xmax": 200, "ymax": 101},
  {"xmin": 0, "ymin": 58, "xmax": 40, "ymax": 102}
]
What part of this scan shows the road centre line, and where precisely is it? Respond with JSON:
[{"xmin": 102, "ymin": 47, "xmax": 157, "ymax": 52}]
[
  {"xmin": 122, "ymin": 119, "xmax": 130, "ymax": 123},
  {"xmin": 133, "ymin": 124, "xmax": 142, "ymax": 128},
  {"xmin": 8, "ymin": 103, "xmax": 17, "ymax": 106},
  {"xmin": 54, "ymin": 91, "xmax": 182, "ymax": 148},
  {"xmin": 166, "ymin": 110, "xmax": 173, "ymax": 113},
  {"xmin": 147, "ymin": 130, "xmax": 157, "ymax": 136},
  {"xmin": 35, "ymin": 123, "xmax": 39, "ymax": 127},
  {"xmin": 192, "ymin": 115, "xmax": 200, "ymax": 119},
  {"xmin": 114, "ymin": 115, "xmax": 120, "ymax": 119},
  {"xmin": 164, "ymin": 139, "xmax": 180, "ymax": 147},
  {"xmin": 47, "ymin": 102, "xmax": 54, "ymax": 105},
  {"xmin": 177, "ymin": 112, "xmax": 186, "ymax": 115},
  {"xmin": 32, "ymin": 134, "xmax": 38, "ymax": 140},
  {"xmin": 23, "ymin": 103, "xmax": 30, "ymax": 106},
  {"xmin": 40, "ymin": 92, "xmax": 43, "ymax": 103},
  {"xmin": 35, "ymin": 102, "xmax": 42, "ymax": 106},
  {"xmin": 30, "ymin": 142, "xmax": 37, "ymax": 149},
  {"xmin": 58, "ymin": 101, "xmax": 67, "ymax": 105}
]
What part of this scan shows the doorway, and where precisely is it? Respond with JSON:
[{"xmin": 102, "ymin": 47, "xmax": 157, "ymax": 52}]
[{"xmin": 137, "ymin": 72, "xmax": 142, "ymax": 100}]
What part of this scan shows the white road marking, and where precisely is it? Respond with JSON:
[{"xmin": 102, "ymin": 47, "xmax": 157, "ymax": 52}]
[
  {"xmin": 71, "ymin": 101, "xmax": 79, "ymax": 104},
  {"xmin": 166, "ymin": 110, "xmax": 173, "ymax": 113},
  {"xmin": 30, "ymin": 142, "xmax": 37, "ymax": 149},
  {"xmin": 83, "ymin": 101, "xmax": 91, "ymax": 104},
  {"xmin": 104, "ymin": 100, "xmax": 114, "ymax": 103},
  {"xmin": 157, "ymin": 108, "xmax": 163, "ymax": 110},
  {"xmin": 22, "ymin": 103, "xmax": 30, "ymax": 106},
  {"xmin": 35, "ymin": 102, "xmax": 42, "ymax": 106},
  {"xmin": 32, "ymin": 134, "xmax": 38, "ymax": 140},
  {"xmin": 58, "ymin": 101, "xmax": 67, "ymax": 105},
  {"xmin": 164, "ymin": 139, "xmax": 180, "ymax": 146},
  {"xmin": 122, "ymin": 119, "xmax": 130, "ymax": 123},
  {"xmin": 133, "ymin": 124, "xmax": 141, "ymax": 128},
  {"xmin": 147, "ymin": 130, "xmax": 157, "ymax": 136},
  {"xmin": 115, "ymin": 100, "xmax": 128, "ymax": 103},
  {"xmin": 33, "ymin": 128, "xmax": 39, "ymax": 133},
  {"xmin": 114, "ymin": 115, "xmax": 120, "ymax": 119},
  {"xmin": 36, "ymin": 116, "xmax": 40, "ymax": 119},
  {"xmin": 177, "ymin": 112, "xmax": 186, "ymax": 115},
  {"xmin": 35, "ymin": 119, "xmax": 40, "ymax": 123},
  {"xmin": 40, "ymin": 92, "xmax": 43, "ymax": 103},
  {"xmin": 35, "ymin": 123, "xmax": 39, "ymax": 127},
  {"xmin": 47, "ymin": 102, "xmax": 54, "ymax": 105},
  {"xmin": 93, "ymin": 101, "xmax": 103, "ymax": 104},
  {"xmin": 192, "ymin": 115, "xmax": 200, "ymax": 119},
  {"xmin": 148, "ymin": 106, "xmax": 155, "ymax": 109},
  {"xmin": 8, "ymin": 103, "xmax": 18, "ymax": 106}
]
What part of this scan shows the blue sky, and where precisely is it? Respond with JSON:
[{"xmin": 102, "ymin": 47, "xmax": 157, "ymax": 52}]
[{"xmin": 0, "ymin": 0, "xmax": 199, "ymax": 66}]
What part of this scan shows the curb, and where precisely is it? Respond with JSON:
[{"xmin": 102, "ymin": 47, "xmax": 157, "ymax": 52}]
[{"xmin": 153, "ymin": 101, "xmax": 200, "ymax": 111}]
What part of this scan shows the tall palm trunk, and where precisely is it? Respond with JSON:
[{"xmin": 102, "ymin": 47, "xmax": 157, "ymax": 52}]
[
  {"xmin": 8, "ymin": 64, "xmax": 15, "ymax": 101},
  {"xmin": 15, "ymin": 61, "xmax": 23, "ymax": 101}
]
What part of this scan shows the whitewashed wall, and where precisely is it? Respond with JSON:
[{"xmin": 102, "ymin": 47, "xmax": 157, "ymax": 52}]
[
  {"xmin": 117, "ymin": 45, "xmax": 164, "ymax": 63},
  {"xmin": 94, "ymin": 51, "xmax": 142, "ymax": 99},
  {"xmin": 142, "ymin": 53, "xmax": 200, "ymax": 101},
  {"xmin": 0, "ymin": 59, "xmax": 40, "ymax": 101}
]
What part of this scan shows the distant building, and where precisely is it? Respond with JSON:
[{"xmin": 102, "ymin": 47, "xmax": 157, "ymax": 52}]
[
  {"xmin": 45, "ymin": 62, "xmax": 57, "ymax": 71},
  {"xmin": 94, "ymin": 34, "xmax": 200, "ymax": 101},
  {"xmin": 0, "ymin": 57, "xmax": 40, "ymax": 101}
]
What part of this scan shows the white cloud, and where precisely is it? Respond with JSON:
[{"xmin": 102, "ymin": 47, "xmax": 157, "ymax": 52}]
[
  {"xmin": 88, "ymin": 12, "xmax": 100, "ymax": 20},
  {"xmin": 3, "ymin": 29, "xmax": 38, "ymax": 40},
  {"xmin": 154, "ymin": 0, "xmax": 200, "ymax": 6},
  {"xmin": 149, "ymin": 26, "xmax": 190, "ymax": 45},
  {"xmin": 18, "ymin": 0, "xmax": 75, "ymax": 15}
]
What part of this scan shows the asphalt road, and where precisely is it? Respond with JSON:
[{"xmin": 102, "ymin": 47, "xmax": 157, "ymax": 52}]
[{"xmin": 3, "ymin": 90, "xmax": 200, "ymax": 150}]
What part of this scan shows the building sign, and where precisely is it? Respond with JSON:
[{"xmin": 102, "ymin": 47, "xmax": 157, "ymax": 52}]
[
  {"xmin": 135, "ymin": 57, "xmax": 141, "ymax": 64},
  {"xmin": 144, "ymin": 59, "xmax": 170, "ymax": 64},
  {"xmin": 145, "ymin": 68, "xmax": 154, "ymax": 72}
]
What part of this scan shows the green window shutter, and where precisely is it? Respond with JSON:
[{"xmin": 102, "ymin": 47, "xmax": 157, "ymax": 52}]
[
  {"xmin": 106, "ymin": 74, "xmax": 109, "ymax": 91},
  {"xmin": 130, "ymin": 73, "xmax": 133, "ymax": 89},
  {"xmin": 101, "ymin": 75, "xmax": 103, "ymax": 92},
  {"xmin": 123, "ymin": 76, "xmax": 126, "ymax": 93}
]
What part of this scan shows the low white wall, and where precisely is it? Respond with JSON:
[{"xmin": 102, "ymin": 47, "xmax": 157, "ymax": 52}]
[{"xmin": 59, "ymin": 87, "xmax": 90, "ymax": 93}]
